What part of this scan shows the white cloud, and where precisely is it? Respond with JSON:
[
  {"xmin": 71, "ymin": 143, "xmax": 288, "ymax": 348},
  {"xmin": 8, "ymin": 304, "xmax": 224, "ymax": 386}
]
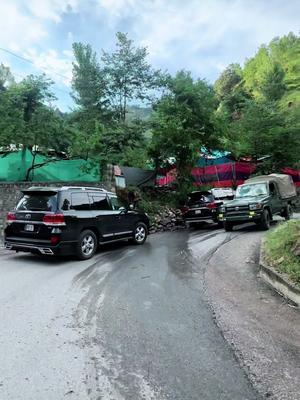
[
  {"xmin": 0, "ymin": 3, "xmax": 46, "ymax": 52},
  {"xmin": 0, "ymin": 0, "xmax": 299, "ymax": 110},
  {"xmin": 23, "ymin": 0, "xmax": 79, "ymax": 23},
  {"xmin": 90, "ymin": 0, "xmax": 300, "ymax": 78},
  {"xmin": 23, "ymin": 49, "xmax": 73, "ymax": 86}
]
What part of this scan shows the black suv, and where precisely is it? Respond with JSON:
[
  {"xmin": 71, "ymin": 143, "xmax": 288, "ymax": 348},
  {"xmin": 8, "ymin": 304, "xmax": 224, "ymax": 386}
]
[
  {"xmin": 181, "ymin": 188, "xmax": 234, "ymax": 228},
  {"xmin": 4, "ymin": 186, "xmax": 150, "ymax": 259}
]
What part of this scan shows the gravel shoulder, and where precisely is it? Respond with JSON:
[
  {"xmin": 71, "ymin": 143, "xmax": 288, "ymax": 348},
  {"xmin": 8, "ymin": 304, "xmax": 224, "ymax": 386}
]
[{"xmin": 201, "ymin": 224, "xmax": 300, "ymax": 400}]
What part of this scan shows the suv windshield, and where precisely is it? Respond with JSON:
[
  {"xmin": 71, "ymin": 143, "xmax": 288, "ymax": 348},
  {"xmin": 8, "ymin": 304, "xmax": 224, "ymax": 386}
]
[
  {"xmin": 16, "ymin": 194, "xmax": 57, "ymax": 211},
  {"xmin": 236, "ymin": 183, "xmax": 268, "ymax": 198}
]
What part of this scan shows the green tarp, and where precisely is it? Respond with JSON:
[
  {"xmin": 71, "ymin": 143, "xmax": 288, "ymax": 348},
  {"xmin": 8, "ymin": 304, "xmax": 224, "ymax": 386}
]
[{"xmin": 0, "ymin": 150, "xmax": 100, "ymax": 182}]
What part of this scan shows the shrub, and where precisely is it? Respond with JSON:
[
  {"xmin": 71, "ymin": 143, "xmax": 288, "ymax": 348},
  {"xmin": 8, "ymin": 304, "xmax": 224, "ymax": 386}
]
[{"xmin": 265, "ymin": 221, "xmax": 300, "ymax": 286}]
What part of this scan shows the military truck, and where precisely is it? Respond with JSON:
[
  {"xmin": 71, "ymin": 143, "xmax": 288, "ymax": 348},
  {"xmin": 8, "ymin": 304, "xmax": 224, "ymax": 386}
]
[{"xmin": 218, "ymin": 174, "xmax": 297, "ymax": 231}]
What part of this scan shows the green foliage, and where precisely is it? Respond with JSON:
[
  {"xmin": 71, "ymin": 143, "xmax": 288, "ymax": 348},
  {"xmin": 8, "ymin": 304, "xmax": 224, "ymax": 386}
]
[
  {"xmin": 214, "ymin": 63, "xmax": 243, "ymax": 100},
  {"xmin": 70, "ymin": 33, "xmax": 161, "ymax": 169},
  {"xmin": 265, "ymin": 221, "xmax": 300, "ymax": 286},
  {"xmin": 150, "ymin": 71, "xmax": 219, "ymax": 191},
  {"xmin": 0, "ymin": 73, "xmax": 71, "ymax": 151},
  {"xmin": 218, "ymin": 33, "xmax": 300, "ymax": 170},
  {"xmin": 101, "ymin": 32, "xmax": 163, "ymax": 122},
  {"xmin": 0, "ymin": 63, "xmax": 15, "ymax": 91},
  {"xmin": 72, "ymin": 43, "xmax": 108, "ymax": 115}
]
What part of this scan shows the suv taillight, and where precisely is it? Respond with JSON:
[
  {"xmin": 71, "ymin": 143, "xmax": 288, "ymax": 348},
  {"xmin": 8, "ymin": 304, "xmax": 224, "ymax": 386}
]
[
  {"xmin": 207, "ymin": 202, "xmax": 217, "ymax": 209},
  {"xmin": 6, "ymin": 212, "xmax": 16, "ymax": 223},
  {"xmin": 43, "ymin": 214, "xmax": 65, "ymax": 225},
  {"xmin": 181, "ymin": 206, "xmax": 189, "ymax": 214}
]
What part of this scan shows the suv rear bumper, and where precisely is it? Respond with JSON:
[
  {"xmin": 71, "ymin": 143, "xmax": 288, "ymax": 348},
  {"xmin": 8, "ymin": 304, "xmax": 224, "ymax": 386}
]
[{"xmin": 4, "ymin": 238, "xmax": 76, "ymax": 256}]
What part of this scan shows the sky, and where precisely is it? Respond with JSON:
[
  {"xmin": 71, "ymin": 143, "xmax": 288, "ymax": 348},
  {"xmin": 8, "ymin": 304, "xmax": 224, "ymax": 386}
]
[{"xmin": 0, "ymin": 0, "xmax": 299, "ymax": 111}]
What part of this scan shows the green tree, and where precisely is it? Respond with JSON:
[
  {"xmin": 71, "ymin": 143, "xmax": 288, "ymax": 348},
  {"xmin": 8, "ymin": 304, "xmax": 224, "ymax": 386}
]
[
  {"xmin": 0, "ymin": 63, "xmax": 15, "ymax": 91},
  {"xmin": 150, "ymin": 71, "xmax": 219, "ymax": 191},
  {"xmin": 72, "ymin": 42, "xmax": 108, "ymax": 117},
  {"xmin": 102, "ymin": 32, "xmax": 162, "ymax": 122},
  {"xmin": 243, "ymin": 46, "xmax": 286, "ymax": 101},
  {"xmin": 215, "ymin": 63, "xmax": 250, "ymax": 121}
]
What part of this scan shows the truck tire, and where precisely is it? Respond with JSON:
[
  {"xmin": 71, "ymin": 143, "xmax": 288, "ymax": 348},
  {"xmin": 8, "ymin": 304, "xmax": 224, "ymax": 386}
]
[
  {"xmin": 284, "ymin": 204, "xmax": 293, "ymax": 221},
  {"xmin": 224, "ymin": 222, "xmax": 233, "ymax": 231},
  {"xmin": 260, "ymin": 209, "xmax": 270, "ymax": 230}
]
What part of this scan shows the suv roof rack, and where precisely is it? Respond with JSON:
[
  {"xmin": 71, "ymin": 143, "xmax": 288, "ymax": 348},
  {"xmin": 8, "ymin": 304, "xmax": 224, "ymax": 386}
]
[{"xmin": 60, "ymin": 186, "xmax": 107, "ymax": 191}]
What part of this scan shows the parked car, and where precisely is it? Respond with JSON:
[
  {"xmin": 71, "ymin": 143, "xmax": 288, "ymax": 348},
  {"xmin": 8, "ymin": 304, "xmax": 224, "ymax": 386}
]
[
  {"xmin": 181, "ymin": 188, "xmax": 235, "ymax": 228},
  {"xmin": 4, "ymin": 186, "xmax": 150, "ymax": 260},
  {"xmin": 219, "ymin": 174, "xmax": 297, "ymax": 231}
]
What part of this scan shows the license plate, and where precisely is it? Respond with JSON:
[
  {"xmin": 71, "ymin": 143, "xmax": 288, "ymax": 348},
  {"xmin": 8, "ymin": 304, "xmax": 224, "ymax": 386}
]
[
  {"xmin": 195, "ymin": 210, "xmax": 201, "ymax": 215},
  {"xmin": 24, "ymin": 224, "xmax": 34, "ymax": 232}
]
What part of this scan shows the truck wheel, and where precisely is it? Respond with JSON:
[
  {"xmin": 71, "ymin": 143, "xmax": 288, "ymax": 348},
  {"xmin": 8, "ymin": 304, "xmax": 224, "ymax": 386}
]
[
  {"xmin": 260, "ymin": 209, "xmax": 270, "ymax": 230},
  {"xmin": 284, "ymin": 205, "xmax": 293, "ymax": 221},
  {"xmin": 224, "ymin": 222, "xmax": 233, "ymax": 232}
]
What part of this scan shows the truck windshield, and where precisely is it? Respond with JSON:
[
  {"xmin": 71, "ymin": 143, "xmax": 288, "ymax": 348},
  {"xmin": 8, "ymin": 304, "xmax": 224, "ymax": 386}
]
[{"xmin": 236, "ymin": 183, "xmax": 268, "ymax": 198}]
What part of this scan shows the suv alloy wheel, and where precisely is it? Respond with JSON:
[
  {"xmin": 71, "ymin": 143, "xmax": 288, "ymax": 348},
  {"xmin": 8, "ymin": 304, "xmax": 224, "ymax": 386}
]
[
  {"xmin": 76, "ymin": 230, "xmax": 97, "ymax": 260},
  {"xmin": 133, "ymin": 222, "xmax": 147, "ymax": 245}
]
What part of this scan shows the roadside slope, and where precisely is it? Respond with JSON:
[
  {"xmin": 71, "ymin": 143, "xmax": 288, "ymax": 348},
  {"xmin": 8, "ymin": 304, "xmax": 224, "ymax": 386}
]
[{"xmin": 204, "ymin": 226, "xmax": 300, "ymax": 400}]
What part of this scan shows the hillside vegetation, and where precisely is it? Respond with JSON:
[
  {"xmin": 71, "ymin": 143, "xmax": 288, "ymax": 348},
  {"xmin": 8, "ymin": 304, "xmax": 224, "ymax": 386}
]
[
  {"xmin": 0, "ymin": 32, "xmax": 299, "ymax": 189},
  {"xmin": 265, "ymin": 221, "xmax": 300, "ymax": 286}
]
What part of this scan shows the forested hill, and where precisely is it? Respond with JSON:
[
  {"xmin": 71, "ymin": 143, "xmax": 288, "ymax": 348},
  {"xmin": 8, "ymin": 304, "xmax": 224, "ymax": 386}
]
[{"xmin": 0, "ymin": 32, "xmax": 299, "ymax": 183}]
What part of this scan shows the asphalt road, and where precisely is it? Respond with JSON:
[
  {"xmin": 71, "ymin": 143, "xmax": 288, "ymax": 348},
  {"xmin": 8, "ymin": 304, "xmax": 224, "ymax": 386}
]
[{"xmin": 0, "ymin": 221, "xmax": 299, "ymax": 400}]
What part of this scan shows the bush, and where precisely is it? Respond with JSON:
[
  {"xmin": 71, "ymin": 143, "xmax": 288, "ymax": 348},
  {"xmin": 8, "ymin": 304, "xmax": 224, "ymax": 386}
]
[{"xmin": 265, "ymin": 221, "xmax": 300, "ymax": 286}]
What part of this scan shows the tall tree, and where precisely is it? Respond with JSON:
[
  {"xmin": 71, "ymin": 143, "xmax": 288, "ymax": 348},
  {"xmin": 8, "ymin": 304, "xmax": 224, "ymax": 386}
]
[
  {"xmin": 214, "ymin": 63, "xmax": 249, "ymax": 121},
  {"xmin": 102, "ymin": 32, "xmax": 162, "ymax": 122},
  {"xmin": 72, "ymin": 42, "xmax": 107, "ymax": 116},
  {"xmin": 150, "ymin": 71, "xmax": 219, "ymax": 191}
]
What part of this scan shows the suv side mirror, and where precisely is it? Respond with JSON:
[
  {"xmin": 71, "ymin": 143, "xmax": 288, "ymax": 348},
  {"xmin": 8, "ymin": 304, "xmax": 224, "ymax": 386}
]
[{"xmin": 119, "ymin": 207, "xmax": 127, "ymax": 214}]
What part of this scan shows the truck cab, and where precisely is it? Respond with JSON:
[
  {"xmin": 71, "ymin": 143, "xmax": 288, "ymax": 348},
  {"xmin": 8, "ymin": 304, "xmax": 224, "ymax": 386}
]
[{"xmin": 218, "ymin": 174, "xmax": 296, "ymax": 231}]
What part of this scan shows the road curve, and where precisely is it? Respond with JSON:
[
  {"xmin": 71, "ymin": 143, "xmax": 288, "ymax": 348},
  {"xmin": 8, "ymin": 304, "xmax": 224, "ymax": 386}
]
[{"xmin": 0, "ymin": 224, "xmax": 288, "ymax": 400}]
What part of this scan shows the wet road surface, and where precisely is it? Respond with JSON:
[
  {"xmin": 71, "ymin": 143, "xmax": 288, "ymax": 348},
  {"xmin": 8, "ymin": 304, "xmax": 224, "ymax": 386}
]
[{"xmin": 0, "ymin": 223, "xmax": 298, "ymax": 399}]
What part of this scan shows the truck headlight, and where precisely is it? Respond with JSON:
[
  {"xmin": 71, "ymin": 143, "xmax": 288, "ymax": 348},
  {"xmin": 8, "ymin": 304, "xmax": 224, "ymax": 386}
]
[
  {"xmin": 249, "ymin": 203, "xmax": 262, "ymax": 210},
  {"xmin": 220, "ymin": 205, "xmax": 226, "ymax": 213}
]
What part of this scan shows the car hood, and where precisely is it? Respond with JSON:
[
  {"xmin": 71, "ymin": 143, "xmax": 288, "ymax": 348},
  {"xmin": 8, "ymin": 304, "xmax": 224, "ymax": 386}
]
[{"xmin": 225, "ymin": 196, "xmax": 269, "ymax": 207}]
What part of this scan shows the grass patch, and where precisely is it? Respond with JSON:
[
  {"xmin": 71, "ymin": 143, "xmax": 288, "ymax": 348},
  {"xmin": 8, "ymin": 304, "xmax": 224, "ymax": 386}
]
[{"xmin": 264, "ymin": 221, "xmax": 300, "ymax": 287}]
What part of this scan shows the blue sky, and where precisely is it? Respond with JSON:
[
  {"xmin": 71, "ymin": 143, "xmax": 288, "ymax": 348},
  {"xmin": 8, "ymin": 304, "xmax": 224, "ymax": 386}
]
[{"xmin": 1, "ymin": 0, "xmax": 299, "ymax": 111}]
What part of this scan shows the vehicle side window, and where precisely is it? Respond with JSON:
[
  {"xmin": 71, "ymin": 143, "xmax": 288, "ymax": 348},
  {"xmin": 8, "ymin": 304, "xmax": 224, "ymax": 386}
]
[
  {"xmin": 59, "ymin": 192, "xmax": 71, "ymax": 211},
  {"xmin": 70, "ymin": 193, "xmax": 90, "ymax": 210},
  {"xmin": 269, "ymin": 183, "xmax": 276, "ymax": 195},
  {"xmin": 110, "ymin": 196, "xmax": 122, "ymax": 210},
  {"xmin": 90, "ymin": 195, "xmax": 112, "ymax": 210}
]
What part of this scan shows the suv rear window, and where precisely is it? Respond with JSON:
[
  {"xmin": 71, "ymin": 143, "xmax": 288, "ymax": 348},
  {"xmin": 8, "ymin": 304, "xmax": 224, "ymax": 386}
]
[
  {"xmin": 187, "ymin": 192, "xmax": 214, "ymax": 205},
  {"xmin": 16, "ymin": 194, "xmax": 57, "ymax": 211}
]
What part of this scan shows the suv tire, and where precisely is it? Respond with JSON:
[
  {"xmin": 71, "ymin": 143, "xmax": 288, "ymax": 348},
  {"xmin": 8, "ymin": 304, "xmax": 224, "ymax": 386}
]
[
  {"xmin": 224, "ymin": 222, "xmax": 233, "ymax": 231},
  {"xmin": 133, "ymin": 222, "xmax": 148, "ymax": 245},
  {"xmin": 260, "ymin": 209, "xmax": 271, "ymax": 230},
  {"xmin": 76, "ymin": 230, "xmax": 97, "ymax": 260}
]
